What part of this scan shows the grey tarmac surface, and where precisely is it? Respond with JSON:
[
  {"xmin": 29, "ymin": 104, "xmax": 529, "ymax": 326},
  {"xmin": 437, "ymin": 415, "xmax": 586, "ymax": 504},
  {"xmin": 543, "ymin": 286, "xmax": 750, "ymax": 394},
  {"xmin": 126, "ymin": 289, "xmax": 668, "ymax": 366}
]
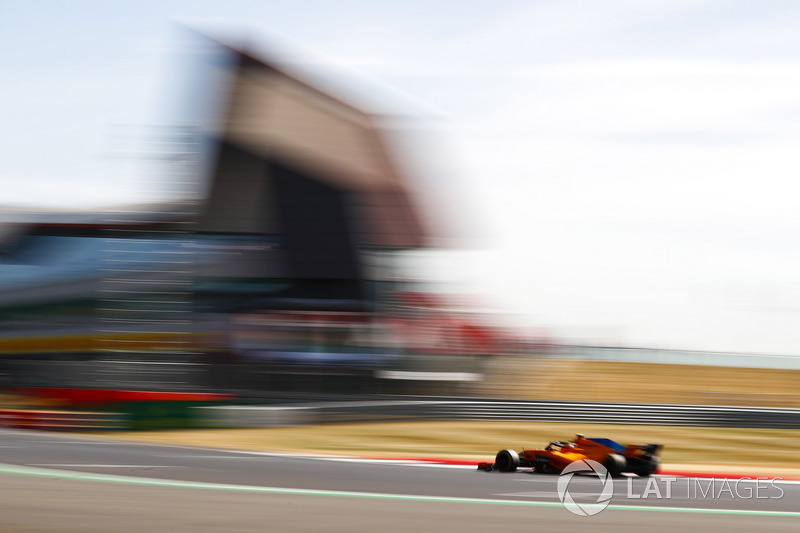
[{"xmin": 1, "ymin": 428, "xmax": 798, "ymax": 532}]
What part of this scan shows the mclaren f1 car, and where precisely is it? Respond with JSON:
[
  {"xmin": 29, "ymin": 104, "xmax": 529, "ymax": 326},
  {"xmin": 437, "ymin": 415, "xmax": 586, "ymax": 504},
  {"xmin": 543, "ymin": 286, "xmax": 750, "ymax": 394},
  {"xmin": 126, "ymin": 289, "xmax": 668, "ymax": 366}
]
[{"xmin": 477, "ymin": 434, "xmax": 662, "ymax": 477}]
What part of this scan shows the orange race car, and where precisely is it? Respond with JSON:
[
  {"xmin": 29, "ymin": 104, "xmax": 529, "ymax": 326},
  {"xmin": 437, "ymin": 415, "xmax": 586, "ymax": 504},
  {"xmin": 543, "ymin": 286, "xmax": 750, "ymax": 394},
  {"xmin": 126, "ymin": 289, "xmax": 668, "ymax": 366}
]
[{"xmin": 477, "ymin": 434, "xmax": 662, "ymax": 477}]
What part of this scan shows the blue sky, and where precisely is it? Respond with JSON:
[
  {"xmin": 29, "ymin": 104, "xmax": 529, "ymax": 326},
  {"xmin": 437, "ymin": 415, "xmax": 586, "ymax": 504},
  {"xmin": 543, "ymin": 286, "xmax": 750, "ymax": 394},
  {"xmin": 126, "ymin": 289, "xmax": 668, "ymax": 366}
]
[{"xmin": 3, "ymin": 1, "xmax": 800, "ymax": 354}]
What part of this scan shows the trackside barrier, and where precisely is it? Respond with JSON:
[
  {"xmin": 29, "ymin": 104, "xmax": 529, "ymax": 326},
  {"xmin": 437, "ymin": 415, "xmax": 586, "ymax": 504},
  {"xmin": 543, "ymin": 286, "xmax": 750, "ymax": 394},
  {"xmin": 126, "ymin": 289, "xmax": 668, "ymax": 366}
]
[
  {"xmin": 196, "ymin": 399, "xmax": 800, "ymax": 429},
  {"xmin": 7, "ymin": 399, "xmax": 799, "ymax": 431},
  {"xmin": 13, "ymin": 388, "xmax": 234, "ymax": 431},
  {"xmin": 0, "ymin": 409, "xmax": 123, "ymax": 431},
  {"xmin": 198, "ymin": 405, "xmax": 316, "ymax": 428}
]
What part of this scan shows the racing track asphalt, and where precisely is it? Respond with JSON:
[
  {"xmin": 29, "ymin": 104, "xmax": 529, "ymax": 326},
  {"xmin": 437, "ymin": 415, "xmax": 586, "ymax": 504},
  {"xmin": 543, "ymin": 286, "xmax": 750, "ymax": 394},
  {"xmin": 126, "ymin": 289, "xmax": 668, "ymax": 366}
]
[{"xmin": 1, "ymin": 428, "xmax": 798, "ymax": 532}]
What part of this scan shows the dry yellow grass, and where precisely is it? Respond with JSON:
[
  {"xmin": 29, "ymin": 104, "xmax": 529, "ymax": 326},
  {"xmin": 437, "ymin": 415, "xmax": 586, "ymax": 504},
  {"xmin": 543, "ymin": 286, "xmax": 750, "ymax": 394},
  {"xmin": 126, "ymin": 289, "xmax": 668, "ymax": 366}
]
[
  {"xmin": 478, "ymin": 358, "xmax": 800, "ymax": 407},
  {"xmin": 96, "ymin": 421, "xmax": 800, "ymax": 478}
]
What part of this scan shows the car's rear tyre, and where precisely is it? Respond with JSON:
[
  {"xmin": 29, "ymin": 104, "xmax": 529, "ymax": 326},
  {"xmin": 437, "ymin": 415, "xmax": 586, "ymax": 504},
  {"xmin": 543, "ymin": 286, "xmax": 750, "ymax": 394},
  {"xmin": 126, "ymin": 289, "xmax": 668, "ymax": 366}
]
[
  {"xmin": 603, "ymin": 453, "xmax": 626, "ymax": 477},
  {"xmin": 633, "ymin": 456, "xmax": 659, "ymax": 477},
  {"xmin": 495, "ymin": 449, "xmax": 520, "ymax": 472}
]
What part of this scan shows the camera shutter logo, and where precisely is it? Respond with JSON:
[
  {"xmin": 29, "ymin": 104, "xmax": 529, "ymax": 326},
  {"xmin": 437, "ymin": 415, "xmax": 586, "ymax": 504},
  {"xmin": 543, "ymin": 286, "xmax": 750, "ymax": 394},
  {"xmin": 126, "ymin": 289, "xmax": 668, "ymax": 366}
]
[{"xmin": 556, "ymin": 459, "xmax": 615, "ymax": 516}]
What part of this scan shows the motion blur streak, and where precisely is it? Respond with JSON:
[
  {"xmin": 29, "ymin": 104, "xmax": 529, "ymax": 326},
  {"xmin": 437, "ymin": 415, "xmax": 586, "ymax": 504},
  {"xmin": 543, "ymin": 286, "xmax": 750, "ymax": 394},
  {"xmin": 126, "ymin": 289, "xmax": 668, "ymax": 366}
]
[{"xmin": 1, "ymin": 8, "xmax": 800, "ymax": 532}]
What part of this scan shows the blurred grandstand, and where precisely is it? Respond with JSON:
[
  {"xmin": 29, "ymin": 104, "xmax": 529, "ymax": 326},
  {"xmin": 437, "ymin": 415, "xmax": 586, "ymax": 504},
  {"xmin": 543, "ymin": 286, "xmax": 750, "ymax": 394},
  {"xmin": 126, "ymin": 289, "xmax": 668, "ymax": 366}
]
[{"xmin": 0, "ymin": 34, "xmax": 525, "ymax": 398}]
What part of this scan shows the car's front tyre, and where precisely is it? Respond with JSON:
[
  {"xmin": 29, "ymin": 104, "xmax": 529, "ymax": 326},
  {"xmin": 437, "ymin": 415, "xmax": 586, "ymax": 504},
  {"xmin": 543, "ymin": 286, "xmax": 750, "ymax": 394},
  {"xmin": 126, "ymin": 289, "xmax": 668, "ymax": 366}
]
[{"xmin": 495, "ymin": 449, "xmax": 520, "ymax": 472}]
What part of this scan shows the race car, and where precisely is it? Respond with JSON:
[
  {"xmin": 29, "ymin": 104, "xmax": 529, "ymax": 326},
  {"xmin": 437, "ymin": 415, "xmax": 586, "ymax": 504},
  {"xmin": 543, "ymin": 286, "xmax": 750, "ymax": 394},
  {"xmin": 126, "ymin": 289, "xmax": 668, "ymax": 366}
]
[{"xmin": 477, "ymin": 434, "xmax": 662, "ymax": 477}]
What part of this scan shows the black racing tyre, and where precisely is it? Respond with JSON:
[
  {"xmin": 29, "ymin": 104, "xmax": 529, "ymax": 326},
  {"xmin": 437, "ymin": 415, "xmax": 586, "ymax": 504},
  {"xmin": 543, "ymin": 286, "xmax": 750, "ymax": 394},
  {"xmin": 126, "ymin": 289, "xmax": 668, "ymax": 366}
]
[
  {"xmin": 633, "ymin": 456, "xmax": 659, "ymax": 477},
  {"xmin": 603, "ymin": 453, "xmax": 626, "ymax": 478},
  {"xmin": 494, "ymin": 449, "xmax": 520, "ymax": 473}
]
